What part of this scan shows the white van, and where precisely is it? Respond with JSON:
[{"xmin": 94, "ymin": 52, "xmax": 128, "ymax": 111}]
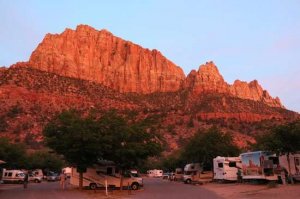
[
  {"xmin": 213, "ymin": 156, "xmax": 241, "ymax": 181},
  {"xmin": 2, "ymin": 169, "xmax": 25, "ymax": 184}
]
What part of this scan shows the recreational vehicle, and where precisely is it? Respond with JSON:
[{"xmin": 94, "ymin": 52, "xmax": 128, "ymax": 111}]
[
  {"xmin": 2, "ymin": 169, "xmax": 25, "ymax": 183},
  {"xmin": 174, "ymin": 168, "xmax": 183, "ymax": 181},
  {"xmin": 70, "ymin": 163, "xmax": 143, "ymax": 190},
  {"xmin": 241, "ymin": 151, "xmax": 279, "ymax": 181},
  {"xmin": 279, "ymin": 153, "xmax": 300, "ymax": 181},
  {"xmin": 147, "ymin": 169, "xmax": 163, "ymax": 177},
  {"xmin": 183, "ymin": 163, "xmax": 203, "ymax": 184},
  {"xmin": 213, "ymin": 156, "xmax": 241, "ymax": 181}
]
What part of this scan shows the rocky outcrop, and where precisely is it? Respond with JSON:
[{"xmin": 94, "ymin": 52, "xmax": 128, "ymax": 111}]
[
  {"xmin": 12, "ymin": 25, "xmax": 283, "ymax": 108},
  {"xmin": 184, "ymin": 61, "xmax": 283, "ymax": 108},
  {"xmin": 13, "ymin": 25, "xmax": 185, "ymax": 93},
  {"xmin": 183, "ymin": 61, "xmax": 229, "ymax": 93}
]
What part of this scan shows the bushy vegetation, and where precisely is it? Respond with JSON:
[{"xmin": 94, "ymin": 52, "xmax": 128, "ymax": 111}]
[{"xmin": 0, "ymin": 137, "xmax": 63, "ymax": 171}]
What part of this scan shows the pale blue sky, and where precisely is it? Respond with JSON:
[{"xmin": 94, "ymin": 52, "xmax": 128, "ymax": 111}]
[{"xmin": 0, "ymin": 0, "xmax": 299, "ymax": 112}]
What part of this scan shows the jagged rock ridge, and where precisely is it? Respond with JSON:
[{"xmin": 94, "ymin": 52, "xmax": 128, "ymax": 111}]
[
  {"xmin": 12, "ymin": 25, "xmax": 282, "ymax": 108},
  {"xmin": 183, "ymin": 61, "xmax": 283, "ymax": 108}
]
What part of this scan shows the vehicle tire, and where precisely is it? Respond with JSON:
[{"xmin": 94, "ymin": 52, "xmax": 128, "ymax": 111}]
[
  {"xmin": 18, "ymin": 180, "xmax": 23, "ymax": 184},
  {"xmin": 131, "ymin": 182, "xmax": 139, "ymax": 190},
  {"xmin": 89, "ymin": 183, "xmax": 97, "ymax": 190},
  {"xmin": 186, "ymin": 179, "xmax": 192, "ymax": 184},
  {"xmin": 34, "ymin": 179, "xmax": 40, "ymax": 183}
]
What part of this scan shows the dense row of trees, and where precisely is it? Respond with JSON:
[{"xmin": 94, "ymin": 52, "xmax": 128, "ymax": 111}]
[
  {"xmin": 154, "ymin": 127, "xmax": 240, "ymax": 171},
  {"xmin": 43, "ymin": 110, "xmax": 162, "ymax": 189},
  {"xmin": 150, "ymin": 120, "xmax": 300, "ymax": 174},
  {"xmin": 0, "ymin": 137, "xmax": 63, "ymax": 171}
]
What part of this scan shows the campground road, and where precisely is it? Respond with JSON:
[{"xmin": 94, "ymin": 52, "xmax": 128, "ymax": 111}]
[
  {"xmin": 131, "ymin": 177, "xmax": 223, "ymax": 199},
  {"xmin": 0, "ymin": 180, "xmax": 92, "ymax": 199},
  {"xmin": 0, "ymin": 178, "xmax": 223, "ymax": 199}
]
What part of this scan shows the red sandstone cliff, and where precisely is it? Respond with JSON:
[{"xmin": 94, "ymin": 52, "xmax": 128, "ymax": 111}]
[
  {"xmin": 12, "ymin": 25, "xmax": 283, "ymax": 108},
  {"xmin": 14, "ymin": 25, "xmax": 185, "ymax": 93},
  {"xmin": 183, "ymin": 61, "xmax": 283, "ymax": 108}
]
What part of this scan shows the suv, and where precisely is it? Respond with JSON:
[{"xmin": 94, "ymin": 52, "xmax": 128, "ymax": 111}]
[{"xmin": 46, "ymin": 172, "xmax": 60, "ymax": 181}]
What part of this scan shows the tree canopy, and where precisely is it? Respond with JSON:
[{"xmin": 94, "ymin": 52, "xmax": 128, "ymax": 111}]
[
  {"xmin": 254, "ymin": 120, "xmax": 300, "ymax": 154},
  {"xmin": 180, "ymin": 127, "xmax": 240, "ymax": 169},
  {"xmin": 43, "ymin": 110, "xmax": 106, "ymax": 172},
  {"xmin": 0, "ymin": 137, "xmax": 27, "ymax": 169},
  {"xmin": 43, "ymin": 109, "xmax": 162, "ymax": 188}
]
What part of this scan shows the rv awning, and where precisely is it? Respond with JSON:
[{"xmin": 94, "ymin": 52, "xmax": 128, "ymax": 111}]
[{"xmin": 0, "ymin": 160, "xmax": 6, "ymax": 164}]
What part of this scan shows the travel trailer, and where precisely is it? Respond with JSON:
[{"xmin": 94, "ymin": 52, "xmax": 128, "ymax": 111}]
[
  {"xmin": 213, "ymin": 156, "xmax": 241, "ymax": 181},
  {"xmin": 70, "ymin": 162, "xmax": 143, "ymax": 190},
  {"xmin": 147, "ymin": 169, "xmax": 163, "ymax": 177},
  {"xmin": 279, "ymin": 153, "xmax": 300, "ymax": 181},
  {"xmin": 2, "ymin": 169, "xmax": 25, "ymax": 183},
  {"xmin": 241, "ymin": 151, "xmax": 279, "ymax": 181},
  {"xmin": 174, "ymin": 168, "xmax": 183, "ymax": 181}
]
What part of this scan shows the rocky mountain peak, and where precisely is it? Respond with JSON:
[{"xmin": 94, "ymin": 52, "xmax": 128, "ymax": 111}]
[
  {"xmin": 10, "ymin": 25, "xmax": 284, "ymax": 108},
  {"xmin": 14, "ymin": 24, "xmax": 185, "ymax": 94}
]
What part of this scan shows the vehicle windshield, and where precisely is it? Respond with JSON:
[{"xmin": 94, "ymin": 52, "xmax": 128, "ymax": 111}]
[{"xmin": 131, "ymin": 173, "xmax": 140, "ymax": 177}]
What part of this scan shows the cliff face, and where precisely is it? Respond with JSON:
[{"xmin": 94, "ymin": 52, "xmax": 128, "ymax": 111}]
[
  {"xmin": 183, "ymin": 61, "xmax": 283, "ymax": 108},
  {"xmin": 12, "ymin": 25, "xmax": 283, "ymax": 109},
  {"xmin": 14, "ymin": 25, "xmax": 185, "ymax": 93}
]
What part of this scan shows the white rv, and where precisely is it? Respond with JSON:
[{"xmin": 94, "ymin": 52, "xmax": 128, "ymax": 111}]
[
  {"xmin": 147, "ymin": 169, "xmax": 163, "ymax": 177},
  {"xmin": 2, "ymin": 169, "xmax": 25, "ymax": 184},
  {"xmin": 183, "ymin": 163, "xmax": 203, "ymax": 183},
  {"xmin": 174, "ymin": 168, "xmax": 183, "ymax": 181},
  {"xmin": 213, "ymin": 156, "xmax": 241, "ymax": 181},
  {"xmin": 241, "ymin": 151, "xmax": 279, "ymax": 181},
  {"xmin": 279, "ymin": 153, "xmax": 300, "ymax": 181},
  {"xmin": 70, "ymin": 164, "xmax": 143, "ymax": 190}
]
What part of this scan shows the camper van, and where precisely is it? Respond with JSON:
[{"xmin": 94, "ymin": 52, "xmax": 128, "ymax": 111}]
[
  {"xmin": 70, "ymin": 163, "xmax": 143, "ymax": 190},
  {"xmin": 147, "ymin": 169, "xmax": 163, "ymax": 177},
  {"xmin": 241, "ymin": 151, "xmax": 279, "ymax": 181},
  {"xmin": 183, "ymin": 163, "xmax": 203, "ymax": 184},
  {"xmin": 213, "ymin": 156, "xmax": 241, "ymax": 181},
  {"xmin": 279, "ymin": 153, "xmax": 300, "ymax": 181},
  {"xmin": 2, "ymin": 169, "xmax": 25, "ymax": 184},
  {"xmin": 174, "ymin": 168, "xmax": 183, "ymax": 181}
]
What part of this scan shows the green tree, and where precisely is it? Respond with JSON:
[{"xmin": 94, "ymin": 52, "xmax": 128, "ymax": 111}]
[
  {"xmin": 25, "ymin": 150, "xmax": 64, "ymax": 172},
  {"xmin": 98, "ymin": 111, "xmax": 162, "ymax": 189},
  {"xmin": 180, "ymin": 127, "xmax": 240, "ymax": 170},
  {"xmin": 0, "ymin": 138, "xmax": 27, "ymax": 169},
  {"xmin": 254, "ymin": 121, "xmax": 300, "ymax": 183},
  {"xmin": 43, "ymin": 110, "xmax": 106, "ymax": 189}
]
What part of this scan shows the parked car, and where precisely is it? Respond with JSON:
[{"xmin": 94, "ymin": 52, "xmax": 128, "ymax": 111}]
[
  {"xmin": 28, "ymin": 174, "xmax": 42, "ymax": 183},
  {"xmin": 46, "ymin": 172, "xmax": 60, "ymax": 181}
]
